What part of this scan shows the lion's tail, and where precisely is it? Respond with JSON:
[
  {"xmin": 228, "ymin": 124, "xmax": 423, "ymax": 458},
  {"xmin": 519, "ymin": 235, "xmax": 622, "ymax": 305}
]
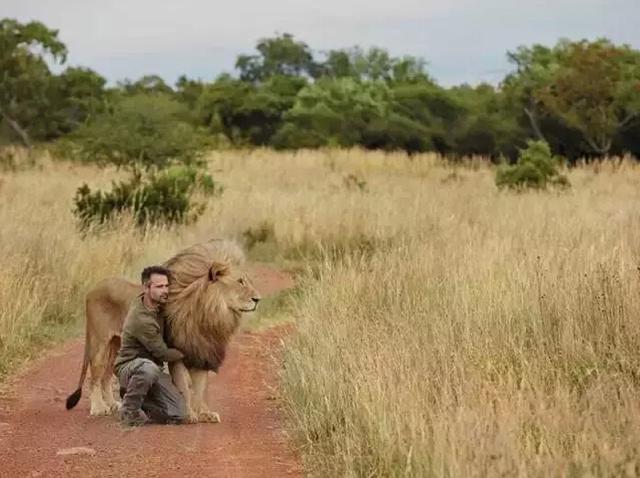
[{"xmin": 65, "ymin": 330, "xmax": 90, "ymax": 410}]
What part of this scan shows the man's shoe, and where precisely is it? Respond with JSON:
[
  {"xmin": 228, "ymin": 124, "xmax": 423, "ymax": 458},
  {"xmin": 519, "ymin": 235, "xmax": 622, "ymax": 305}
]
[{"xmin": 120, "ymin": 409, "xmax": 149, "ymax": 427}]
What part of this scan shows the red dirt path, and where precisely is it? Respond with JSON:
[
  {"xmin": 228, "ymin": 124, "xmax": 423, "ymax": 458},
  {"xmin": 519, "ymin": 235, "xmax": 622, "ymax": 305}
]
[{"xmin": 0, "ymin": 266, "xmax": 302, "ymax": 478}]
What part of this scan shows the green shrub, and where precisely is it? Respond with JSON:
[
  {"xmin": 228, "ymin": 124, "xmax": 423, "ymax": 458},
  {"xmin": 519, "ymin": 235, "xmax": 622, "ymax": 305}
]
[
  {"xmin": 67, "ymin": 93, "xmax": 208, "ymax": 171},
  {"xmin": 496, "ymin": 140, "xmax": 570, "ymax": 190},
  {"xmin": 73, "ymin": 165, "xmax": 221, "ymax": 229},
  {"xmin": 65, "ymin": 94, "xmax": 219, "ymax": 230}
]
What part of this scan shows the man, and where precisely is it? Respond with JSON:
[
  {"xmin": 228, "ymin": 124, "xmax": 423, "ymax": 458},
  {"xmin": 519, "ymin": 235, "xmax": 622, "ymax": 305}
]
[{"xmin": 114, "ymin": 265, "xmax": 186, "ymax": 426}]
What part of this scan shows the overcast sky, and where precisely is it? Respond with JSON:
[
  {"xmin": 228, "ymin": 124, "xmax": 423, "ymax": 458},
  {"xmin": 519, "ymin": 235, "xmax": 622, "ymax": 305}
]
[{"xmin": 4, "ymin": 0, "xmax": 639, "ymax": 86}]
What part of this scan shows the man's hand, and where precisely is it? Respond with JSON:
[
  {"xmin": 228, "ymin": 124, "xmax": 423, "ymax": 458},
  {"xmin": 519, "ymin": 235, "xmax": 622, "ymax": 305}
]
[{"xmin": 166, "ymin": 348, "xmax": 184, "ymax": 362}]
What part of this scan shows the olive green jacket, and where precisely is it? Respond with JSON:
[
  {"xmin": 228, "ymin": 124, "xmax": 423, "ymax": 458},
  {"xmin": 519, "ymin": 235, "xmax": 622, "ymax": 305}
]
[{"xmin": 114, "ymin": 294, "xmax": 183, "ymax": 373}]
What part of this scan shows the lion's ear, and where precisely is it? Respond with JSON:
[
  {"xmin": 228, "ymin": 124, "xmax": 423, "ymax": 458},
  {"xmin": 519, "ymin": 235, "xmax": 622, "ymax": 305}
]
[{"xmin": 208, "ymin": 262, "xmax": 230, "ymax": 282}]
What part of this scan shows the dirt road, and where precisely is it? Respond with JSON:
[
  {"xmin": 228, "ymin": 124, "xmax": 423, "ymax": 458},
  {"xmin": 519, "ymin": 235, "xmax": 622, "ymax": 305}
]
[{"xmin": 0, "ymin": 266, "xmax": 302, "ymax": 478}]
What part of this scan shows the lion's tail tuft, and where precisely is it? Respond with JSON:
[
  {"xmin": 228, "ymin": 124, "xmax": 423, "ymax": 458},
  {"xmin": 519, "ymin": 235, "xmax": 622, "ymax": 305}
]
[
  {"xmin": 66, "ymin": 320, "xmax": 91, "ymax": 411},
  {"xmin": 66, "ymin": 388, "xmax": 82, "ymax": 410}
]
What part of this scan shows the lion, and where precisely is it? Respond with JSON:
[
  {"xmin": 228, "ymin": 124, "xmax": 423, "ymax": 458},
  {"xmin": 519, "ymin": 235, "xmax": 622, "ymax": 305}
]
[{"xmin": 65, "ymin": 239, "xmax": 261, "ymax": 423}]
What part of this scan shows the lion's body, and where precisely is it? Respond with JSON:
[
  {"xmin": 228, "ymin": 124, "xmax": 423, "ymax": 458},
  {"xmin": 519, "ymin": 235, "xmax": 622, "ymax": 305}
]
[{"xmin": 65, "ymin": 240, "xmax": 260, "ymax": 422}]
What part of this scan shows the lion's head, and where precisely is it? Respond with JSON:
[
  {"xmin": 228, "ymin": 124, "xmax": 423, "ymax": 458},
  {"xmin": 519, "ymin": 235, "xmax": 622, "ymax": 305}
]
[
  {"xmin": 215, "ymin": 270, "xmax": 261, "ymax": 313},
  {"xmin": 162, "ymin": 239, "xmax": 261, "ymax": 371}
]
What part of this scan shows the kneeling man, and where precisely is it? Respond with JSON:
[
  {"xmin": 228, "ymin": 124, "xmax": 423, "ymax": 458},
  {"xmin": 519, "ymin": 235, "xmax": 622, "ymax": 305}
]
[{"xmin": 114, "ymin": 265, "xmax": 186, "ymax": 426}]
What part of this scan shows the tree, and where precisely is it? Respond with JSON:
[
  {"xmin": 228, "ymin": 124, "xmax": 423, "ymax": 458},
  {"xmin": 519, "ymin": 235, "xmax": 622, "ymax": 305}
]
[
  {"xmin": 320, "ymin": 46, "xmax": 430, "ymax": 83},
  {"xmin": 198, "ymin": 74, "xmax": 306, "ymax": 145},
  {"xmin": 272, "ymin": 78, "xmax": 392, "ymax": 148},
  {"xmin": 449, "ymin": 83, "xmax": 524, "ymax": 158},
  {"xmin": 502, "ymin": 43, "xmax": 559, "ymax": 143},
  {"xmin": 536, "ymin": 40, "xmax": 640, "ymax": 154},
  {"xmin": 175, "ymin": 75, "xmax": 205, "ymax": 108},
  {"xmin": 71, "ymin": 93, "xmax": 205, "ymax": 172},
  {"xmin": 69, "ymin": 93, "xmax": 218, "ymax": 229},
  {"xmin": 0, "ymin": 18, "xmax": 67, "ymax": 147},
  {"xmin": 117, "ymin": 75, "xmax": 174, "ymax": 96},
  {"xmin": 391, "ymin": 81, "xmax": 462, "ymax": 153},
  {"xmin": 235, "ymin": 33, "xmax": 318, "ymax": 82},
  {"xmin": 41, "ymin": 67, "xmax": 107, "ymax": 138},
  {"xmin": 503, "ymin": 39, "xmax": 640, "ymax": 158}
]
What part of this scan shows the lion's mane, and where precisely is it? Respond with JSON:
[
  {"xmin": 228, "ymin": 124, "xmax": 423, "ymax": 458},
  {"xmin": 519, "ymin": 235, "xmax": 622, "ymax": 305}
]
[{"xmin": 163, "ymin": 239, "xmax": 246, "ymax": 371}]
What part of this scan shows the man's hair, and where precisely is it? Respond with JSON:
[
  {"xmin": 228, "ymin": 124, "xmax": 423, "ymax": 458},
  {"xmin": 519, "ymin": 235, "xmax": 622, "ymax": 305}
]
[{"xmin": 141, "ymin": 265, "xmax": 171, "ymax": 284}]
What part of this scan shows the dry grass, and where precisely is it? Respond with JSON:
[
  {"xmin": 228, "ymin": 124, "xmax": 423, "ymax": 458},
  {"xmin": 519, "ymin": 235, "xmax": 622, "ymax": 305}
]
[
  {"xmin": 0, "ymin": 161, "xmax": 173, "ymax": 376},
  {"xmin": 274, "ymin": 154, "xmax": 640, "ymax": 476},
  {"xmin": 2, "ymin": 149, "xmax": 640, "ymax": 476}
]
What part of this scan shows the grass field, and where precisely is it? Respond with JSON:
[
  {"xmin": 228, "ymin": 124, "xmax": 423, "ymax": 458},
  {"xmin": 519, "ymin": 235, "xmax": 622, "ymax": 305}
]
[{"xmin": 2, "ymin": 149, "xmax": 640, "ymax": 476}]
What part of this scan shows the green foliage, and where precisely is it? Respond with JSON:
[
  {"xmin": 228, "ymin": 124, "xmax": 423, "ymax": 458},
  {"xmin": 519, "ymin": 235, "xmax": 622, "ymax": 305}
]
[
  {"xmin": 496, "ymin": 140, "xmax": 570, "ymax": 190},
  {"xmin": 198, "ymin": 74, "xmax": 306, "ymax": 145},
  {"xmin": 536, "ymin": 40, "xmax": 640, "ymax": 154},
  {"xmin": 70, "ymin": 93, "xmax": 207, "ymax": 171},
  {"xmin": 503, "ymin": 39, "xmax": 640, "ymax": 156},
  {"xmin": 236, "ymin": 33, "xmax": 317, "ymax": 82},
  {"xmin": 321, "ymin": 47, "xmax": 430, "ymax": 83},
  {"xmin": 40, "ymin": 67, "xmax": 108, "ymax": 139},
  {"xmin": 117, "ymin": 75, "xmax": 174, "ymax": 96},
  {"xmin": 0, "ymin": 18, "xmax": 67, "ymax": 146},
  {"xmin": 273, "ymin": 78, "xmax": 392, "ymax": 148},
  {"xmin": 450, "ymin": 83, "xmax": 523, "ymax": 158},
  {"xmin": 73, "ymin": 165, "xmax": 221, "ymax": 229},
  {"xmin": 389, "ymin": 82, "xmax": 461, "ymax": 153},
  {"xmin": 175, "ymin": 75, "xmax": 205, "ymax": 108},
  {"xmin": 67, "ymin": 92, "xmax": 216, "ymax": 230},
  {"xmin": 2, "ymin": 18, "xmax": 640, "ymax": 161}
]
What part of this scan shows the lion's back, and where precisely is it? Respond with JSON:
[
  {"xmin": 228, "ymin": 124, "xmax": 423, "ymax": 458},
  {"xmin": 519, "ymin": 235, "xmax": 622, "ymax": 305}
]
[{"xmin": 86, "ymin": 277, "xmax": 140, "ymax": 341}]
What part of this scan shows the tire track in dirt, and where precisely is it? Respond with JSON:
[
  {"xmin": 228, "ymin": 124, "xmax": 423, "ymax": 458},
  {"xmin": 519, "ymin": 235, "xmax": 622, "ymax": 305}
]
[{"xmin": 0, "ymin": 265, "xmax": 301, "ymax": 478}]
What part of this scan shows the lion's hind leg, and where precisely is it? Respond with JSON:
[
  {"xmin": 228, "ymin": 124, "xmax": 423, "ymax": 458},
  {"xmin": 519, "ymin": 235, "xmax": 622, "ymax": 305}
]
[
  {"xmin": 88, "ymin": 343, "xmax": 111, "ymax": 416},
  {"xmin": 101, "ymin": 335, "xmax": 122, "ymax": 414},
  {"xmin": 190, "ymin": 369, "xmax": 220, "ymax": 423}
]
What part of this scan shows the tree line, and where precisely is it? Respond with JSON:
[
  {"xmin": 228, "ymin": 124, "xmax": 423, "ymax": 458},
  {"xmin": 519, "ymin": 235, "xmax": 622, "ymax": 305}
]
[{"xmin": 2, "ymin": 18, "xmax": 640, "ymax": 161}]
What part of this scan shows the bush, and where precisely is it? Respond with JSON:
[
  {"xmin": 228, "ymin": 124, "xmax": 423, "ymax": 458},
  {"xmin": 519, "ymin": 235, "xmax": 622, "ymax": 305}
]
[
  {"xmin": 68, "ymin": 93, "xmax": 208, "ymax": 171},
  {"xmin": 495, "ymin": 140, "xmax": 570, "ymax": 190},
  {"xmin": 66, "ymin": 93, "xmax": 219, "ymax": 230},
  {"xmin": 73, "ymin": 165, "xmax": 221, "ymax": 229}
]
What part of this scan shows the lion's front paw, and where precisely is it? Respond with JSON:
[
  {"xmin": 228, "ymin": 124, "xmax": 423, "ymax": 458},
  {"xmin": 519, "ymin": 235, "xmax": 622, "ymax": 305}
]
[
  {"xmin": 198, "ymin": 411, "xmax": 221, "ymax": 423},
  {"xmin": 90, "ymin": 405, "xmax": 112, "ymax": 417},
  {"xmin": 185, "ymin": 411, "xmax": 199, "ymax": 424},
  {"xmin": 108, "ymin": 401, "xmax": 122, "ymax": 414}
]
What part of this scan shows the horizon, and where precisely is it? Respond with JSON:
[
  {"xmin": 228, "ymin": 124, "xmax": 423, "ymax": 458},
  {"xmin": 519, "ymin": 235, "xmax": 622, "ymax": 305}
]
[{"xmin": 4, "ymin": 0, "xmax": 640, "ymax": 86}]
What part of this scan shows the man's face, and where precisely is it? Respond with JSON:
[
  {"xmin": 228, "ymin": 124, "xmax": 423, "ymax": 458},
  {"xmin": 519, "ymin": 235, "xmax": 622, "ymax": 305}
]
[{"xmin": 144, "ymin": 273, "xmax": 169, "ymax": 306}]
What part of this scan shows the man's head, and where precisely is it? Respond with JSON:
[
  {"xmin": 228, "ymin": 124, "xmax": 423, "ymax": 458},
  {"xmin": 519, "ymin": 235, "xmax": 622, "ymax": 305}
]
[{"xmin": 141, "ymin": 265, "xmax": 171, "ymax": 307}]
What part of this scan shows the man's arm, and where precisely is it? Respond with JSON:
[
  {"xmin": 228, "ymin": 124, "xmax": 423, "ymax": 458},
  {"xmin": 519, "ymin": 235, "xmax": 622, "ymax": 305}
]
[{"xmin": 136, "ymin": 318, "xmax": 184, "ymax": 363}]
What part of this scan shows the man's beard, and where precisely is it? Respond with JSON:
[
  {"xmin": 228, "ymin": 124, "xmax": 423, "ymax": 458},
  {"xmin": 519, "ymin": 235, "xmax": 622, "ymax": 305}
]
[{"xmin": 152, "ymin": 295, "xmax": 168, "ymax": 307}]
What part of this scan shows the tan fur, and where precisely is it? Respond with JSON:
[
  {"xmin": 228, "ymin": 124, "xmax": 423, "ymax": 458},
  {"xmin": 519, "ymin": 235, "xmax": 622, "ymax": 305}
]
[{"xmin": 66, "ymin": 239, "xmax": 261, "ymax": 422}]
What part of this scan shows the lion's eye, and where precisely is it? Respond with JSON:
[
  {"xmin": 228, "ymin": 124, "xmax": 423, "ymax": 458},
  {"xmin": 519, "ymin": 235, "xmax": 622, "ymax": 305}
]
[{"xmin": 237, "ymin": 278, "xmax": 245, "ymax": 285}]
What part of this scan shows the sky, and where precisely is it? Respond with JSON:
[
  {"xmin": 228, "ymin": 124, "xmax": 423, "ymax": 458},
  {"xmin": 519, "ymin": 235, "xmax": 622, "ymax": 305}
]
[{"xmin": 4, "ymin": 0, "xmax": 639, "ymax": 86}]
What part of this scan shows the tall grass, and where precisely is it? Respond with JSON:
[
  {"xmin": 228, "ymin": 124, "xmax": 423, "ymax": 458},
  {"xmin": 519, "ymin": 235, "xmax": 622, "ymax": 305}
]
[
  {"xmin": 3, "ymin": 148, "xmax": 640, "ymax": 476},
  {"xmin": 277, "ymin": 155, "xmax": 640, "ymax": 476},
  {"xmin": 0, "ymin": 161, "xmax": 177, "ymax": 377}
]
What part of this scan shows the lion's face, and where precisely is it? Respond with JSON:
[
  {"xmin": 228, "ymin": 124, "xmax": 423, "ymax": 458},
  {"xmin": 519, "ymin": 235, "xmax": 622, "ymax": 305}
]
[{"xmin": 218, "ymin": 272, "xmax": 261, "ymax": 313}]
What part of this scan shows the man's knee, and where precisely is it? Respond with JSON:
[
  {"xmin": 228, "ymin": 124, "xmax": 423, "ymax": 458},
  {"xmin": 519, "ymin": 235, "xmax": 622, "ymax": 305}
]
[{"xmin": 134, "ymin": 360, "xmax": 161, "ymax": 384}]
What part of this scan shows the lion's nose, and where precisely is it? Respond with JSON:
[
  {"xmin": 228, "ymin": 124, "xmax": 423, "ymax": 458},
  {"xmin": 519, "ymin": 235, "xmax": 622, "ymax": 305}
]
[{"xmin": 252, "ymin": 297, "xmax": 260, "ymax": 304}]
